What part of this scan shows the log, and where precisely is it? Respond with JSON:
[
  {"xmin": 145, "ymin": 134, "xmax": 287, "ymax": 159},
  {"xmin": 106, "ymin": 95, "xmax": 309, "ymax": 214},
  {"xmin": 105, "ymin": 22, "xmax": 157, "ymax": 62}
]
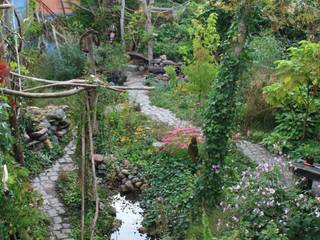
[
  {"xmin": 128, "ymin": 52, "xmax": 149, "ymax": 62},
  {"xmin": 0, "ymin": 87, "xmax": 85, "ymax": 98}
]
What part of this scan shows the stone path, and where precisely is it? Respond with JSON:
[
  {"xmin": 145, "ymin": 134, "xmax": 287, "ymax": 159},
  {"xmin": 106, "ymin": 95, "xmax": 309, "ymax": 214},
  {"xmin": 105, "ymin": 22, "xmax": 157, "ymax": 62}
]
[
  {"xmin": 125, "ymin": 71, "xmax": 320, "ymax": 194},
  {"xmin": 126, "ymin": 72, "xmax": 192, "ymax": 128},
  {"xmin": 32, "ymin": 141, "xmax": 77, "ymax": 240}
]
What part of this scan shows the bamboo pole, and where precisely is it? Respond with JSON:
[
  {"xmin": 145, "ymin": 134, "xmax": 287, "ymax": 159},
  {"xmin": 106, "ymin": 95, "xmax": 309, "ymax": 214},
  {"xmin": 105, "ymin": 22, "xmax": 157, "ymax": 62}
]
[
  {"xmin": 86, "ymin": 94, "xmax": 99, "ymax": 240},
  {"xmin": 81, "ymin": 125, "xmax": 86, "ymax": 240}
]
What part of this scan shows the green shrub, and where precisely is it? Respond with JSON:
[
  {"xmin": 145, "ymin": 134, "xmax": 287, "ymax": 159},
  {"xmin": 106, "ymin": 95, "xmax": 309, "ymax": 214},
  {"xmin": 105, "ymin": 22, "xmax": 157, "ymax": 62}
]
[
  {"xmin": 35, "ymin": 43, "xmax": 86, "ymax": 80},
  {"xmin": 164, "ymin": 65, "xmax": 177, "ymax": 88},
  {"xmin": 143, "ymin": 152, "xmax": 196, "ymax": 239},
  {"xmin": 0, "ymin": 158, "xmax": 48, "ymax": 239},
  {"xmin": 183, "ymin": 59, "xmax": 219, "ymax": 104},
  {"xmin": 291, "ymin": 140, "xmax": 320, "ymax": 163}
]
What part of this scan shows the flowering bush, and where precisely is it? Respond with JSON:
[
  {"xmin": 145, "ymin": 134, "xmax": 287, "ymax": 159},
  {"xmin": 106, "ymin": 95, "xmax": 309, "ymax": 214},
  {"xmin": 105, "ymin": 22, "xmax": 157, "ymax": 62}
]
[
  {"xmin": 218, "ymin": 159, "xmax": 320, "ymax": 239},
  {"xmin": 161, "ymin": 127, "xmax": 204, "ymax": 149}
]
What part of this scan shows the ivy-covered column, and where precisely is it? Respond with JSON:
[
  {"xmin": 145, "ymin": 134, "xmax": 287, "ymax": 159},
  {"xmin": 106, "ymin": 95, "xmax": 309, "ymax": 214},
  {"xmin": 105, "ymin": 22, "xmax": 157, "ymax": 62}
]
[{"xmin": 199, "ymin": 0, "xmax": 250, "ymax": 207}]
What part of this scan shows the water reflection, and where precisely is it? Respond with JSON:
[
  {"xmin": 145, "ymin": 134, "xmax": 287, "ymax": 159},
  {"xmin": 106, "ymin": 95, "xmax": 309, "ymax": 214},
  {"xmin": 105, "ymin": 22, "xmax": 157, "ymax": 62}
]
[{"xmin": 111, "ymin": 193, "xmax": 148, "ymax": 240}]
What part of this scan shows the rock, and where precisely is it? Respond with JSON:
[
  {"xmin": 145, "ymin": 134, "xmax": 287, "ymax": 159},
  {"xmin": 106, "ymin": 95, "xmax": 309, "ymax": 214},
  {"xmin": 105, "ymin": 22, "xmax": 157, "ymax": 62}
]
[
  {"xmin": 160, "ymin": 55, "xmax": 167, "ymax": 60},
  {"xmin": 49, "ymin": 125, "xmax": 57, "ymax": 132},
  {"xmin": 38, "ymin": 133, "xmax": 49, "ymax": 142},
  {"xmin": 138, "ymin": 226, "xmax": 146, "ymax": 234},
  {"xmin": 152, "ymin": 58, "xmax": 161, "ymax": 64},
  {"xmin": 24, "ymin": 132, "xmax": 31, "ymax": 143},
  {"xmin": 138, "ymin": 66, "xmax": 145, "ymax": 72},
  {"xmin": 39, "ymin": 119, "xmax": 51, "ymax": 129},
  {"xmin": 127, "ymin": 64, "xmax": 139, "ymax": 72},
  {"xmin": 56, "ymin": 129, "xmax": 68, "ymax": 138},
  {"xmin": 47, "ymin": 108, "xmax": 66, "ymax": 121},
  {"xmin": 152, "ymin": 141, "xmax": 165, "ymax": 148},
  {"xmin": 140, "ymin": 183, "xmax": 149, "ymax": 191},
  {"xmin": 57, "ymin": 121, "xmax": 69, "ymax": 131},
  {"xmin": 132, "ymin": 177, "xmax": 139, "ymax": 184},
  {"xmin": 121, "ymin": 169, "xmax": 130, "ymax": 176},
  {"xmin": 98, "ymin": 164, "xmax": 106, "ymax": 171},
  {"xmin": 44, "ymin": 139, "xmax": 53, "ymax": 149},
  {"xmin": 122, "ymin": 178, "xmax": 128, "ymax": 184},
  {"xmin": 128, "ymin": 174, "xmax": 134, "ymax": 180},
  {"xmin": 122, "ymin": 160, "xmax": 129, "ymax": 168},
  {"xmin": 29, "ymin": 128, "xmax": 48, "ymax": 138},
  {"xmin": 162, "ymin": 59, "xmax": 176, "ymax": 66},
  {"xmin": 135, "ymin": 182, "xmax": 143, "ymax": 188},
  {"xmin": 125, "ymin": 180, "xmax": 135, "ymax": 192},
  {"xmin": 119, "ymin": 185, "xmax": 127, "ymax": 192},
  {"xmin": 118, "ymin": 173, "xmax": 125, "ymax": 179},
  {"xmin": 27, "ymin": 140, "xmax": 41, "ymax": 147},
  {"xmin": 94, "ymin": 154, "xmax": 105, "ymax": 164}
]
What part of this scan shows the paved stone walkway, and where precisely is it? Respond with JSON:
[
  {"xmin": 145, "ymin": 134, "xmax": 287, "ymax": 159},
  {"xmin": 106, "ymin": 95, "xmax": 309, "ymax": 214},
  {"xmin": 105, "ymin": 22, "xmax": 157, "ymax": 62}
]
[
  {"xmin": 32, "ymin": 141, "xmax": 76, "ymax": 240},
  {"xmin": 126, "ymin": 72, "xmax": 192, "ymax": 128}
]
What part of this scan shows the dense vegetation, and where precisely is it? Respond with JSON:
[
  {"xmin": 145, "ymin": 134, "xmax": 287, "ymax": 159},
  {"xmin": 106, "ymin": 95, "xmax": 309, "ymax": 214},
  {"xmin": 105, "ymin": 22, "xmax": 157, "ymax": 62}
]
[{"xmin": 1, "ymin": 0, "xmax": 320, "ymax": 239}]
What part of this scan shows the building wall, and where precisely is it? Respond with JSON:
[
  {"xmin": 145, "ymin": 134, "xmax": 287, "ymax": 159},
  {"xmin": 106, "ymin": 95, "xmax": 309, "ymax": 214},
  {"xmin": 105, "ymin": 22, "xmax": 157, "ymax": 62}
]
[{"xmin": 39, "ymin": 0, "xmax": 80, "ymax": 16}]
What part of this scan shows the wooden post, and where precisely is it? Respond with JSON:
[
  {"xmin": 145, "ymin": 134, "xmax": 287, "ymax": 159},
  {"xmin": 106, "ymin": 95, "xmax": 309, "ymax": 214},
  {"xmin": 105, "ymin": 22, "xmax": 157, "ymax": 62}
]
[{"xmin": 120, "ymin": 0, "xmax": 125, "ymax": 47}]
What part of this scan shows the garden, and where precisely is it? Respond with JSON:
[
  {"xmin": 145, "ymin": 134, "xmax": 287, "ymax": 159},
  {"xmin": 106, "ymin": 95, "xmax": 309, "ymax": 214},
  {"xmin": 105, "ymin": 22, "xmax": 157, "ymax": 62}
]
[{"xmin": 1, "ymin": 0, "xmax": 320, "ymax": 240}]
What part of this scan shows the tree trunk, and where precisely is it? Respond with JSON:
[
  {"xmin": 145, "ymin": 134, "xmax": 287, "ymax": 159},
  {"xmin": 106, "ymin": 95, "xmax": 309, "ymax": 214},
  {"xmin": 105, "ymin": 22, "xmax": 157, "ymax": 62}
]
[{"xmin": 141, "ymin": 0, "xmax": 154, "ymax": 66}]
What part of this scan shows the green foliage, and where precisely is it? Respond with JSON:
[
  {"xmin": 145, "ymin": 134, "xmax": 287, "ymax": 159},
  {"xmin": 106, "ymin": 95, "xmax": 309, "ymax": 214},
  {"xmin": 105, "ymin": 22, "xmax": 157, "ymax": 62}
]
[
  {"xmin": 202, "ymin": 211, "xmax": 215, "ymax": 240},
  {"xmin": 149, "ymin": 79, "xmax": 203, "ymax": 125},
  {"xmin": 190, "ymin": 13, "xmax": 220, "ymax": 58},
  {"xmin": 201, "ymin": 52, "xmax": 240, "ymax": 207},
  {"xmin": 183, "ymin": 59, "xmax": 219, "ymax": 104},
  {"xmin": 95, "ymin": 43, "xmax": 128, "ymax": 73},
  {"xmin": 0, "ymin": 98, "xmax": 11, "ymax": 158},
  {"xmin": 263, "ymin": 41, "xmax": 320, "ymax": 144},
  {"xmin": 0, "ymin": 158, "xmax": 48, "ymax": 239},
  {"xmin": 264, "ymin": 41, "xmax": 320, "ymax": 107},
  {"xmin": 143, "ymin": 152, "xmax": 196, "ymax": 239},
  {"xmin": 291, "ymin": 140, "xmax": 320, "ymax": 163},
  {"xmin": 164, "ymin": 65, "xmax": 177, "ymax": 88},
  {"xmin": 35, "ymin": 43, "xmax": 86, "ymax": 80},
  {"xmin": 24, "ymin": 144, "xmax": 64, "ymax": 176}
]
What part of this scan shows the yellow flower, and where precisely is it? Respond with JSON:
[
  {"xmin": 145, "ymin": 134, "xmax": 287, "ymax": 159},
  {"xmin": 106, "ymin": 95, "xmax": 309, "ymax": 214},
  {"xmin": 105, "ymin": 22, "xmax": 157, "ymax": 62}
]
[{"xmin": 120, "ymin": 136, "xmax": 129, "ymax": 142}]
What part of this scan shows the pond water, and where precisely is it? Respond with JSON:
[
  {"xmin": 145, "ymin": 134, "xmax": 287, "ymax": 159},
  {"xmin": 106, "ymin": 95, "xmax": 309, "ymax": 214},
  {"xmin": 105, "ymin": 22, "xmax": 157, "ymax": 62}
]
[{"xmin": 111, "ymin": 193, "xmax": 148, "ymax": 240}]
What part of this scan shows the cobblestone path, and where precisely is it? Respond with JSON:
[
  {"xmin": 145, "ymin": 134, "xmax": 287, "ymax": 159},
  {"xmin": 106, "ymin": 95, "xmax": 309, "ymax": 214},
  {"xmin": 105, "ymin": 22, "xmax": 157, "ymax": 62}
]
[
  {"xmin": 126, "ymin": 72, "xmax": 192, "ymax": 128},
  {"xmin": 32, "ymin": 141, "xmax": 76, "ymax": 239}
]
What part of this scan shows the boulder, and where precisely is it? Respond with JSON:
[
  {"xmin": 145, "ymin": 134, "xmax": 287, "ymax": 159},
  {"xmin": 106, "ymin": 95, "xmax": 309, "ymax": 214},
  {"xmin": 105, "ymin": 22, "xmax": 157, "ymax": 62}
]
[
  {"xmin": 135, "ymin": 182, "xmax": 143, "ymax": 188},
  {"xmin": 121, "ymin": 169, "xmax": 130, "ymax": 176},
  {"xmin": 160, "ymin": 55, "xmax": 167, "ymax": 60},
  {"xmin": 29, "ymin": 128, "xmax": 48, "ymax": 138},
  {"xmin": 119, "ymin": 185, "xmax": 128, "ymax": 192},
  {"xmin": 132, "ymin": 177, "xmax": 139, "ymax": 184},
  {"xmin": 140, "ymin": 184, "xmax": 149, "ymax": 191},
  {"xmin": 47, "ymin": 108, "xmax": 66, "ymax": 121},
  {"xmin": 56, "ymin": 129, "xmax": 68, "ymax": 138},
  {"xmin": 124, "ymin": 180, "xmax": 135, "ymax": 192},
  {"xmin": 94, "ymin": 154, "xmax": 105, "ymax": 164},
  {"xmin": 38, "ymin": 133, "xmax": 49, "ymax": 142}
]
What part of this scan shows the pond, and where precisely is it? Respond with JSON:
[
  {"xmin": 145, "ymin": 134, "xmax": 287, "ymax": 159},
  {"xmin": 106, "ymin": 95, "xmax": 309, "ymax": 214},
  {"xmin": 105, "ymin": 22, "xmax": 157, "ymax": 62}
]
[{"xmin": 111, "ymin": 193, "xmax": 148, "ymax": 240}]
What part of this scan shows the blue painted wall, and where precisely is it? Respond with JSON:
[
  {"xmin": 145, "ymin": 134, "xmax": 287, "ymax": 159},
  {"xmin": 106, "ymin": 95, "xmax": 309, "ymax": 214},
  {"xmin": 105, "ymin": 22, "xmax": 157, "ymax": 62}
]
[{"xmin": 12, "ymin": 0, "xmax": 28, "ymax": 18}]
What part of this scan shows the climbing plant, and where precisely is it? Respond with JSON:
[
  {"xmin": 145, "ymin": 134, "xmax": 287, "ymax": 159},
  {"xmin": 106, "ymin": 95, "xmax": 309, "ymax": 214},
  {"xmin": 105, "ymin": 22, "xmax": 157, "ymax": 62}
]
[{"xmin": 200, "ymin": 1, "xmax": 250, "ymax": 207}]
